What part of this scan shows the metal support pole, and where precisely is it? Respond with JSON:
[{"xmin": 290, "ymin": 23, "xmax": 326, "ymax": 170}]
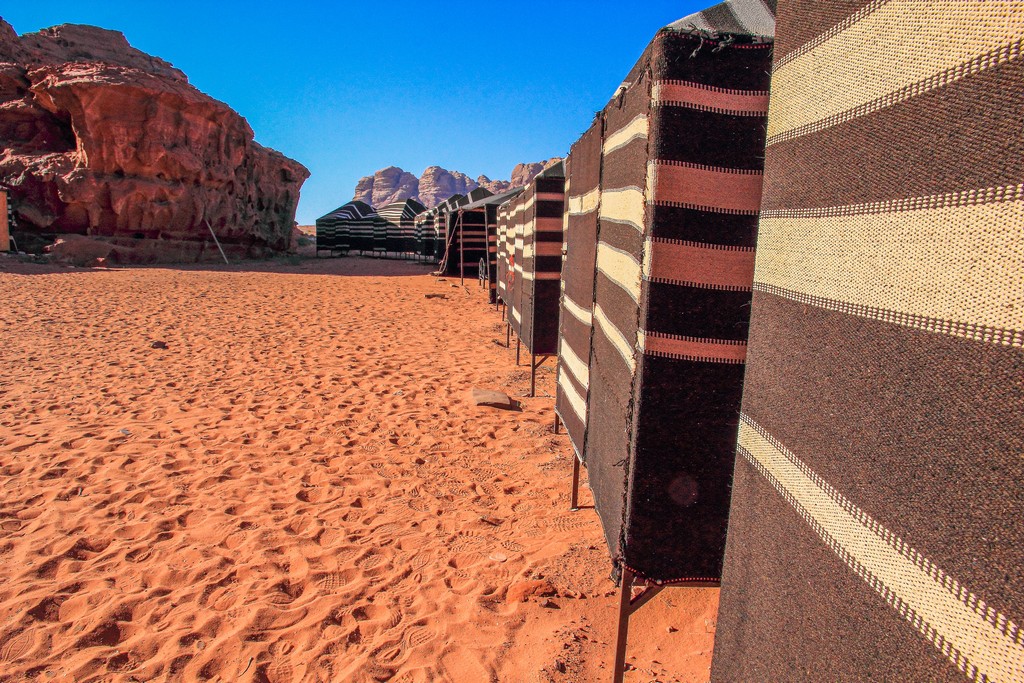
[
  {"xmin": 613, "ymin": 568, "xmax": 634, "ymax": 683},
  {"xmin": 516, "ymin": 337, "xmax": 521, "ymax": 366},
  {"xmin": 570, "ymin": 455, "xmax": 580, "ymax": 511},
  {"xmin": 459, "ymin": 213, "xmax": 465, "ymax": 286},
  {"xmin": 553, "ymin": 411, "xmax": 560, "ymax": 434},
  {"xmin": 506, "ymin": 322, "xmax": 511, "ymax": 348},
  {"xmin": 204, "ymin": 219, "xmax": 230, "ymax": 265},
  {"xmin": 530, "ymin": 353, "xmax": 537, "ymax": 397}
]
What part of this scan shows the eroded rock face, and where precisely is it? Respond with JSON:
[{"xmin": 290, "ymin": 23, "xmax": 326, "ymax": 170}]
[
  {"xmin": 0, "ymin": 20, "xmax": 308, "ymax": 258},
  {"xmin": 353, "ymin": 158, "xmax": 561, "ymax": 209}
]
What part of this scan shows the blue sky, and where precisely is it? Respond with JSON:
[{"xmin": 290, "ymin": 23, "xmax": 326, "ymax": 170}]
[{"xmin": 4, "ymin": 1, "xmax": 706, "ymax": 224}]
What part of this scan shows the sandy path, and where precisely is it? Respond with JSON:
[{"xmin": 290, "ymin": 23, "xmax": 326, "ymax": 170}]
[{"xmin": 0, "ymin": 256, "xmax": 716, "ymax": 682}]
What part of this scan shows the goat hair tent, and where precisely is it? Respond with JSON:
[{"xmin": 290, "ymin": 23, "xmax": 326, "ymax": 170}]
[
  {"xmin": 711, "ymin": 3, "xmax": 1024, "ymax": 682},
  {"xmin": 347, "ymin": 204, "xmax": 379, "ymax": 255},
  {"xmin": 414, "ymin": 208, "xmax": 438, "ymax": 262},
  {"xmin": 555, "ymin": 122, "xmax": 602, "ymax": 461},
  {"xmin": 501, "ymin": 163, "xmax": 565, "ymax": 357},
  {"xmin": 438, "ymin": 188, "xmax": 492, "ymax": 277},
  {"xmin": 461, "ymin": 187, "xmax": 523, "ymax": 304},
  {"xmin": 496, "ymin": 200, "xmax": 513, "ymax": 309},
  {"xmin": 377, "ymin": 198, "xmax": 425, "ymax": 256},
  {"xmin": 559, "ymin": 1, "xmax": 773, "ymax": 584},
  {"xmin": 419, "ymin": 195, "xmax": 464, "ymax": 263},
  {"xmin": 315, "ymin": 200, "xmax": 374, "ymax": 256}
]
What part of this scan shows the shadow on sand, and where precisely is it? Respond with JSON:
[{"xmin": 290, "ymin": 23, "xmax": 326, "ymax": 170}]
[{"xmin": 0, "ymin": 254, "xmax": 441, "ymax": 278}]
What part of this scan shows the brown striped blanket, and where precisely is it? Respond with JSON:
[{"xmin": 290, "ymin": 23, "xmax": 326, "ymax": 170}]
[{"xmin": 711, "ymin": 2, "xmax": 1024, "ymax": 682}]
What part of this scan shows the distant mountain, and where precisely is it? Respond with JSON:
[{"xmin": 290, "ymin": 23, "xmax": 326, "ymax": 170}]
[{"xmin": 353, "ymin": 159, "xmax": 561, "ymax": 209}]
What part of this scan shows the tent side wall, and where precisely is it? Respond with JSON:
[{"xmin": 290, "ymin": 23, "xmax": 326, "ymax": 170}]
[
  {"xmin": 712, "ymin": 4, "xmax": 1024, "ymax": 682},
  {"xmin": 622, "ymin": 29, "xmax": 770, "ymax": 581},
  {"xmin": 582, "ymin": 59, "xmax": 654, "ymax": 562},
  {"xmin": 556, "ymin": 121, "xmax": 602, "ymax": 460},
  {"xmin": 496, "ymin": 204, "xmax": 511, "ymax": 305},
  {"xmin": 484, "ymin": 204, "xmax": 500, "ymax": 304},
  {"xmin": 315, "ymin": 216, "xmax": 335, "ymax": 254},
  {"xmin": 520, "ymin": 171, "xmax": 565, "ymax": 355},
  {"xmin": 569, "ymin": 24, "xmax": 772, "ymax": 581},
  {"xmin": 509, "ymin": 194, "xmax": 526, "ymax": 336}
]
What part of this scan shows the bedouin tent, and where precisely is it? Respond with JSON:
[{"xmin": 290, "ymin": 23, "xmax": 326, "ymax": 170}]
[
  {"xmin": 437, "ymin": 188, "xmax": 492, "ymax": 278},
  {"xmin": 413, "ymin": 207, "xmax": 438, "ymax": 262},
  {"xmin": 315, "ymin": 200, "xmax": 374, "ymax": 256},
  {"xmin": 495, "ymin": 200, "xmax": 514, "ymax": 312},
  {"xmin": 553, "ymin": 2, "xmax": 774, "ymax": 679},
  {"xmin": 376, "ymin": 198, "xmax": 426, "ymax": 257},
  {"xmin": 420, "ymin": 194, "xmax": 465, "ymax": 264},
  {"xmin": 556, "ymin": 123, "xmax": 601, "ymax": 463},
  {"xmin": 710, "ymin": 4, "xmax": 1024, "ymax": 683},
  {"xmin": 498, "ymin": 163, "xmax": 565, "ymax": 395},
  {"xmin": 346, "ymin": 204, "xmax": 379, "ymax": 255},
  {"xmin": 457, "ymin": 187, "xmax": 523, "ymax": 303},
  {"xmin": 371, "ymin": 208, "xmax": 388, "ymax": 256},
  {"xmin": 431, "ymin": 195, "xmax": 463, "ymax": 266}
]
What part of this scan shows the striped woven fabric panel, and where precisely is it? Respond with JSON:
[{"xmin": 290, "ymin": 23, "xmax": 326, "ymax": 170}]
[
  {"xmin": 562, "ymin": 0, "xmax": 774, "ymax": 584},
  {"xmin": 377, "ymin": 199, "xmax": 425, "ymax": 255},
  {"xmin": 316, "ymin": 200, "xmax": 374, "ymax": 253},
  {"xmin": 517, "ymin": 166, "xmax": 565, "ymax": 354},
  {"xmin": 443, "ymin": 207, "xmax": 487, "ymax": 277},
  {"xmin": 557, "ymin": 120, "xmax": 601, "ymax": 462},
  {"xmin": 414, "ymin": 211, "xmax": 436, "ymax": 259},
  {"xmin": 712, "ymin": 3, "xmax": 1024, "ymax": 682},
  {"xmin": 484, "ymin": 204, "xmax": 499, "ymax": 304},
  {"xmin": 510, "ymin": 192, "xmax": 526, "ymax": 337},
  {"xmin": 622, "ymin": 19, "xmax": 771, "ymax": 583},
  {"xmin": 583, "ymin": 70, "xmax": 653, "ymax": 565},
  {"xmin": 496, "ymin": 204, "xmax": 510, "ymax": 303}
]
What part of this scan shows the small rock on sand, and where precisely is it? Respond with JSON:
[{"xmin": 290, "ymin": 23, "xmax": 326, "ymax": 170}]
[
  {"xmin": 469, "ymin": 388, "xmax": 513, "ymax": 409},
  {"xmin": 506, "ymin": 579, "xmax": 556, "ymax": 603}
]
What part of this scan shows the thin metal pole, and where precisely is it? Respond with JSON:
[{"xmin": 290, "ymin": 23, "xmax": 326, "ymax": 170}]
[
  {"xmin": 506, "ymin": 322, "xmax": 511, "ymax": 348},
  {"xmin": 570, "ymin": 455, "xmax": 580, "ymax": 511},
  {"xmin": 516, "ymin": 337, "xmax": 521, "ymax": 366},
  {"xmin": 613, "ymin": 568, "xmax": 633, "ymax": 683},
  {"xmin": 553, "ymin": 412, "xmax": 560, "ymax": 434},
  {"xmin": 530, "ymin": 354, "xmax": 537, "ymax": 397},
  {"xmin": 459, "ymin": 212, "xmax": 465, "ymax": 286},
  {"xmin": 204, "ymin": 219, "xmax": 229, "ymax": 265}
]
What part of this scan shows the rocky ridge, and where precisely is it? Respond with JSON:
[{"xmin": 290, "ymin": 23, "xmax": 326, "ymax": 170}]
[
  {"xmin": 354, "ymin": 158, "xmax": 561, "ymax": 208},
  {"xmin": 0, "ymin": 19, "xmax": 308, "ymax": 262}
]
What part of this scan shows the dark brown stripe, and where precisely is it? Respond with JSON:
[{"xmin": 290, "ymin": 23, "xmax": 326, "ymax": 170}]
[
  {"xmin": 763, "ymin": 57, "xmax": 1024, "ymax": 210},
  {"xmin": 644, "ymin": 283, "xmax": 753, "ymax": 341},
  {"xmin": 741, "ymin": 291, "xmax": 1024, "ymax": 619},
  {"xmin": 582, "ymin": 328, "xmax": 633, "ymax": 558},
  {"xmin": 771, "ymin": 0, "xmax": 877, "ymax": 65},
  {"xmin": 653, "ymin": 33, "xmax": 773, "ymax": 91},
  {"xmin": 712, "ymin": 458, "xmax": 966, "ymax": 682},
  {"xmin": 650, "ymin": 204, "xmax": 759, "ymax": 248},
  {"xmin": 624, "ymin": 354, "xmax": 746, "ymax": 580},
  {"xmin": 599, "ymin": 136, "xmax": 649, "ymax": 192},
  {"xmin": 653, "ymin": 106, "xmax": 768, "ymax": 170},
  {"xmin": 593, "ymin": 272, "xmax": 639, "ymax": 355}
]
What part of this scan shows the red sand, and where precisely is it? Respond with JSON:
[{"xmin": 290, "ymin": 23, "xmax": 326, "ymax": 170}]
[{"xmin": 0, "ymin": 256, "xmax": 717, "ymax": 682}]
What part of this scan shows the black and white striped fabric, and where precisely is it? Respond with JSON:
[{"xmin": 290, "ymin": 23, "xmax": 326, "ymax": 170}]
[
  {"xmin": 376, "ymin": 198, "xmax": 426, "ymax": 256},
  {"xmin": 437, "ymin": 192, "xmax": 484, "ymax": 276},
  {"xmin": 315, "ymin": 200, "xmax": 374, "ymax": 255}
]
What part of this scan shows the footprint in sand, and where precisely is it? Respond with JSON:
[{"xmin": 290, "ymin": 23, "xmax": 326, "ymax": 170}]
[{"xmin": 0, "ymin": 629, "xmax": 36, "ymax": 662}]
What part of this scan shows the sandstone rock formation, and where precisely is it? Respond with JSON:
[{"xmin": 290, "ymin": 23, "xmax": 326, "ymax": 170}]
[
  {"xmin": 0, "ymin": 20, "xmax": 308, "ymax": 260},
  {"xmin": 353, "ymin": 158, "xmax": 561, "ymax": 209}
]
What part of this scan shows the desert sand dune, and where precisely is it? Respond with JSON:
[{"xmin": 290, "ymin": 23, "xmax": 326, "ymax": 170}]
[{"xmin": 0, "ymin": 256, "xmax": 716, "ymax": 682}]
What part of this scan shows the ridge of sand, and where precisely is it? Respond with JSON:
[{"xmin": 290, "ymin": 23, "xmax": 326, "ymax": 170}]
[{"xmin": 0, "ymin": 256, "xmax": 716, "ymax": 682}]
